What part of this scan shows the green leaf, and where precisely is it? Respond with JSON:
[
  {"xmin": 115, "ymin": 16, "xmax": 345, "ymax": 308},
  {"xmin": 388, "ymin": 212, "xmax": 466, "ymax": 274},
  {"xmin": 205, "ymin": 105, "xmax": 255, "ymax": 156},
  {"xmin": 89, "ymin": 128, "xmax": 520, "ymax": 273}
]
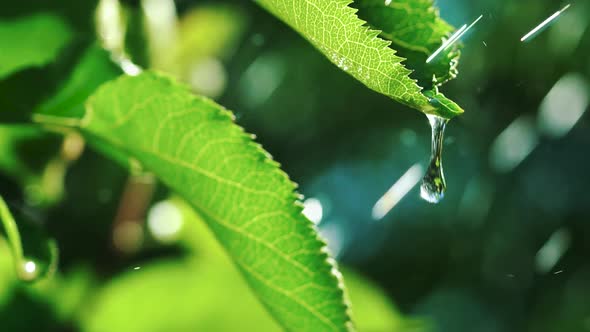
[
  {"xmin": 423, "ymin": 88, "xmax": 463, "ymax": 115},
  {"xmin": 353, "ymin": 0, "xmax": 461, "ymax": 87},
  {"xmin": 0, "ymin": 125, "xmax": 62, "ymax": 191},
  {"xmin": 345, "ymin": 269, "xmax": 431, "ymax": 332},
  {"xmin": 34, "ymin": 44, "xmax": 130, "ymax": 168},
  {"xmin": 82, "ymin": 258, "xmax": 282, "ymax": 332},
  {"xmin": 41, "ymin": 72, "xmax": 352, "ymax": 331},
  {"xmin": 36, "ymin": 45, "xmax": 122, "ymax": 119},
  {"xmin": 253, "ymin": 0, "xmax": 463, "ymax": 118},
  {"xmin": 0, "ymin": 13, "xmax": 73, "ymax": 79}
]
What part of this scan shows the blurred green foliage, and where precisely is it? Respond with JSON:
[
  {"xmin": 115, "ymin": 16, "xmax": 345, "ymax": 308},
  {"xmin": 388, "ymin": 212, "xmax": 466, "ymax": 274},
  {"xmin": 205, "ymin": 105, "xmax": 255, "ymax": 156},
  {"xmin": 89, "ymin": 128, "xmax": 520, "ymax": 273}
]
[{"xmin": 0, "ymin": 14, "xmax": 72, "ymax": 79}]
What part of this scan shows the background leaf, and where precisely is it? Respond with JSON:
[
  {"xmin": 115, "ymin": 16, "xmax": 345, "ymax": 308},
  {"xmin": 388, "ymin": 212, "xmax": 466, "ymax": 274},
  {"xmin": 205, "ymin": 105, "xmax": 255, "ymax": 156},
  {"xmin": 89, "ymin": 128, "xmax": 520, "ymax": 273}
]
[
  {"xmin": 0, "ymin": 125, "xmax": 64, "ymax": 204},
  {"xmin": 82, "ymin": 257, "xmax": 282, "ymax": 332},
  {"xmin": 345, "ymin": 268, "xmax": 430, "ymax": 332},
  {"xmin": 354, "ymin": 0, "xmax": 461, "ymax": 87},
  {"xmin": 36, "ymin": 45, "xmax": 121, "ymax": 119},
  {"xmin": 0, "ymin": 126, "xmax": 61, "ymax": 184},
  {"xmin": 0, "ymin": 13, "xmax": 73, "ymax": 79}
]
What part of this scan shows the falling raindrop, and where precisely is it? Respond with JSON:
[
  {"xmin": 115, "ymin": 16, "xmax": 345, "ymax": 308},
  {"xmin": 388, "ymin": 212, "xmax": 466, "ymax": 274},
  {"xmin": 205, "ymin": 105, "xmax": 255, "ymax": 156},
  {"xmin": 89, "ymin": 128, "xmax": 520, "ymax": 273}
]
[{"xmin": 420, "ymin": 114, "xmax": 449, "ymax": 204}]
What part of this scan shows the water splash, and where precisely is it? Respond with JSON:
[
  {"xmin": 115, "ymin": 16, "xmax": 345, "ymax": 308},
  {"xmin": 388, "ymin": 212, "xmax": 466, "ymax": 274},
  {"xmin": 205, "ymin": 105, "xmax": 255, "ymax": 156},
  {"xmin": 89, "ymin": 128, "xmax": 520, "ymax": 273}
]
[{"xmin": 420, "ymin": 114, "xmax": 449, "ymax": 204}]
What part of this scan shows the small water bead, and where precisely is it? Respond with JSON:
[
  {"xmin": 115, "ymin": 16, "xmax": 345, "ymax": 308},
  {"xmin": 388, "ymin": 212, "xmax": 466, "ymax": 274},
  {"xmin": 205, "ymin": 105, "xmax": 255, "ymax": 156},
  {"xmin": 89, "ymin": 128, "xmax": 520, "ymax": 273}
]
[
  {"xmin": 17, "ymin": 259, "xmax": 41, "ymax": 282},
  {"xmin": 420, "ymin": 114, "xmax": 449, "ymax": 204},
  {"xmin": 15, "ymin": 239, "xmax": 58, "ymax": 283}
]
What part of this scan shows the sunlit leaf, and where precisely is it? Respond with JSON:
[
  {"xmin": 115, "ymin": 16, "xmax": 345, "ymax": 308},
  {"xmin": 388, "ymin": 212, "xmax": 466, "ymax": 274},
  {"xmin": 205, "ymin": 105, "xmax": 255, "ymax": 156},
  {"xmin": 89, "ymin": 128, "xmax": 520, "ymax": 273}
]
[
  {"xmin": 39, "ymin": 72, "xmax": 352, "ymax": 331},
  {"xmin": 253, "ymin": 0, "xmax": 463, "ymax": 118},
  {"xmin": 0, "ymin": 13, "xmax": 73, "ymax": 79}
]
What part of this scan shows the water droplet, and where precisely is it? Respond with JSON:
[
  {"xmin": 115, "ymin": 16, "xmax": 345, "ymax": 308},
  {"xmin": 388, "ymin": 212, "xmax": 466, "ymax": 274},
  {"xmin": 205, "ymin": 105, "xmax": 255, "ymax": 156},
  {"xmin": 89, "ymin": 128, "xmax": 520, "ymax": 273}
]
[
  {"xmin": 18, "ymin": 259, "xmax": 40, "ymax": 282},
  {"xmin": 15, "ymin": 239, "xmax": 58, "ymax": 283},
  {"xmin": 1, "ymin": 196, "xmax": 58, "ymax": 283},
  {"xmin": 420, "ymin": 114, "xmax": 449, "ymax": 204}
]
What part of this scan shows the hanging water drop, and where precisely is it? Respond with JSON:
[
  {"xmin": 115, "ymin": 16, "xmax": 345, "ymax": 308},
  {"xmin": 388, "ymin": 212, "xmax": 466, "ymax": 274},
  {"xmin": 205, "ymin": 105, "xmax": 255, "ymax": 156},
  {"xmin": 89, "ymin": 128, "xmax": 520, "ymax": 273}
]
[{"xmin": 420, "ymin": 114, "xmax": 449, "ymax": 204}]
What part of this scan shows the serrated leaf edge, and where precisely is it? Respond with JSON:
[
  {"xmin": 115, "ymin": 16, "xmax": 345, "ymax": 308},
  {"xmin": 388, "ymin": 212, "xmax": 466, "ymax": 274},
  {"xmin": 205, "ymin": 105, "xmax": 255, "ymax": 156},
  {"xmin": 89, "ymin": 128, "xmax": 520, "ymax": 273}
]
[{"xmin": 80, "ymin": 72, "xmax": 354, "ymax": 331}]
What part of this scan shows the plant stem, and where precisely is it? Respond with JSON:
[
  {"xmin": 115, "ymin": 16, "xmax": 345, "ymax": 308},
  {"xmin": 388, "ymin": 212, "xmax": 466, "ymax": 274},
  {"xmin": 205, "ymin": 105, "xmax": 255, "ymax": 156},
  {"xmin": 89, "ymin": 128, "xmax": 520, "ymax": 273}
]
[{"xmin": 0, "ymin": 195, "xmax": 25, "ymax": 274}]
